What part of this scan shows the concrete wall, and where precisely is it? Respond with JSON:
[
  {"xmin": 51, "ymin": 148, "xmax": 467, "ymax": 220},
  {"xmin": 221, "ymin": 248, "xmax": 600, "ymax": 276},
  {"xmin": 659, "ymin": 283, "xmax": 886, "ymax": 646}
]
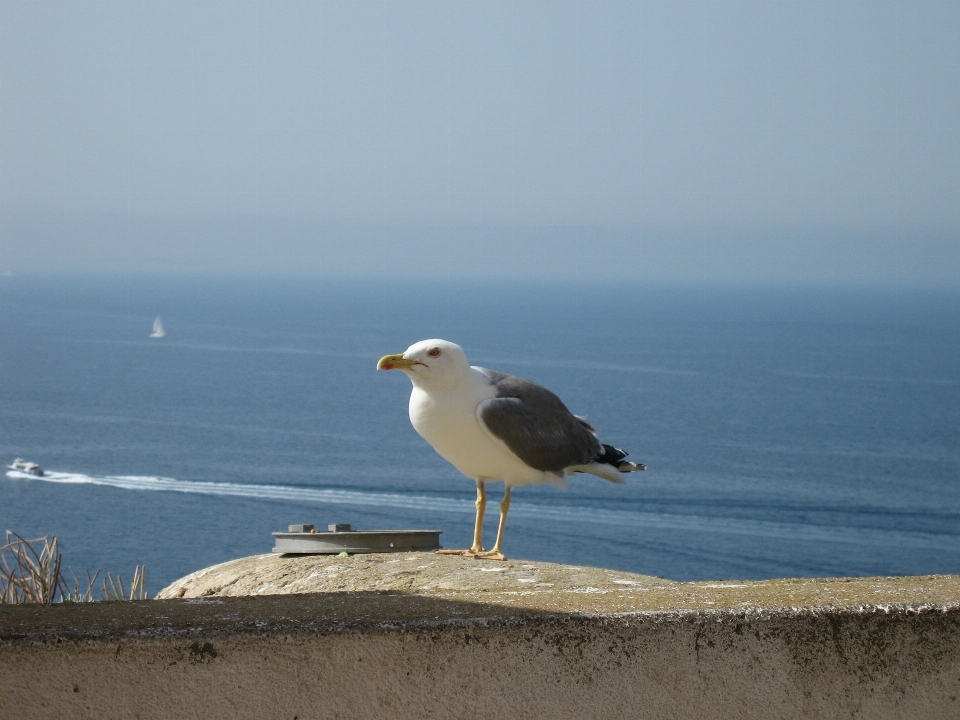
[{"xmin": 2, "ymin": 594, "xmax": 958, "ymax": 719}]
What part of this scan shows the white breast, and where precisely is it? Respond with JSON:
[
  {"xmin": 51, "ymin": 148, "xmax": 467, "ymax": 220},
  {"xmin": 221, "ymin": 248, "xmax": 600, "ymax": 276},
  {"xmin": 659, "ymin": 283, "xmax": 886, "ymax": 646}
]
[{"xmin": 407, "ymin": 369, "xmax": 555, "ymax": 486}]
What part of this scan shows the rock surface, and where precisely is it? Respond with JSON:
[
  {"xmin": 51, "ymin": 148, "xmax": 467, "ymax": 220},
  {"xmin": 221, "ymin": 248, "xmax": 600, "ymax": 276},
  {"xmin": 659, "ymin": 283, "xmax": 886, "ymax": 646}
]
[{"xmin": 156, "ymin": 551, "xmax": 960, "ymax": 614}]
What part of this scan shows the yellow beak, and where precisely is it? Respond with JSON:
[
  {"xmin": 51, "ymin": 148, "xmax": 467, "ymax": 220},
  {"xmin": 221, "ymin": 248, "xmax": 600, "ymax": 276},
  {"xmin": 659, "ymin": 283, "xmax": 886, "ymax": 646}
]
[{"xmin": 377, "ymin": 353, "xmax": 418, "ymax": 371}]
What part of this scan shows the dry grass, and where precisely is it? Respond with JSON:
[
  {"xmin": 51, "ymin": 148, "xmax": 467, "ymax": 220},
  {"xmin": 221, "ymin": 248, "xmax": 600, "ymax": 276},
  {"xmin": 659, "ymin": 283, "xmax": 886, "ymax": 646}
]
[
  {"xmin": 0, "ymin": 532, "xmax": 62, "ymax": 603},
  {"xmin": 62, "ymin": 567, "xmax": 101, "ymax": 603},
  {"xmin": 0, "ymin": 531, "xmax": 149, "ymax": 604},
  {"xmin": 102, "ymin": 565, "xmax": 148, "ymax": 601}
]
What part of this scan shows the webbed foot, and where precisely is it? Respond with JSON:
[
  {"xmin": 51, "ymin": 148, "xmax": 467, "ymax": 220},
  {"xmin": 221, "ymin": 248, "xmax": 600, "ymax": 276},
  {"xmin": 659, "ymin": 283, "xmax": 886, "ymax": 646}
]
[
  {"xmin": 437, "ymin": 546, "xmax": 486, "ymax": 557},
  {"xmin": 476, "ymin": 550, "xmax": 506, "ymax": 561}
]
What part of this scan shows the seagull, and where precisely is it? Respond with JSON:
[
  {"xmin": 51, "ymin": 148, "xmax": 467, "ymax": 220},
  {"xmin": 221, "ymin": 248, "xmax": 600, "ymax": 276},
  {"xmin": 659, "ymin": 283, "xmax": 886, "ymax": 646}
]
[{"xmin": 377, "ymin": 339, "xmax": 644, "ymax": 560}]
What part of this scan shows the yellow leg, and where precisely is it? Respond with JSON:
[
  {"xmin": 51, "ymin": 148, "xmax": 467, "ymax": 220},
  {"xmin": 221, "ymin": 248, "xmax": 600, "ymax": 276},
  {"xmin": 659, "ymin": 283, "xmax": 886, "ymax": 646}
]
[
  {"xmin": 478, "ymin": 487, "xmax": 510, "ymax": 561},
  {"xmin": 461, "ymin": 481, "xmax": 487, "ymax": 556}
]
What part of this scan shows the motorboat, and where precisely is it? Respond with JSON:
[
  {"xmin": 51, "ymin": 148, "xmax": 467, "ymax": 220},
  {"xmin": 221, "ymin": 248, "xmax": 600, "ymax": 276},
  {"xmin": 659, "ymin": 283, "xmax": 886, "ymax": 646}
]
[{"xmin": 7, "ymin": 458, "xmax": 45, "ymax": 476}]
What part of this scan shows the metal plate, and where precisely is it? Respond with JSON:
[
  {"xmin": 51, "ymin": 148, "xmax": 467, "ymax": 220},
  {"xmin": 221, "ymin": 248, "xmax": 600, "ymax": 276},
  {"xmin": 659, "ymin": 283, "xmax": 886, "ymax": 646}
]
[{"xmin": 272, "ymin": 529, "xmax": 442, "ymax": 555}]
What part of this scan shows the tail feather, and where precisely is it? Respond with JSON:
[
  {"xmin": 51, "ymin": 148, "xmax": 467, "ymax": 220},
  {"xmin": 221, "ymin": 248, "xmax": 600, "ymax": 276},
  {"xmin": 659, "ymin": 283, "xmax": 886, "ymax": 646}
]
[
  {"xmin": 568, "ymin": 443, "xmax": 645, "ymax": 482},
  {"xmin": 566, "ymin": 463, "xmax": 627, "ymax": 484}
]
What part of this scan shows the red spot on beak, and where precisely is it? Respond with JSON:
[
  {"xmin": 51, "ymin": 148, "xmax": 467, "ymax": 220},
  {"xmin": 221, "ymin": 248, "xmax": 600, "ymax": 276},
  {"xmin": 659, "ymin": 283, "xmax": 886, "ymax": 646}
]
[{"xmin": 382, "ymin": 362, "xmax": 394, "ymax": 370}]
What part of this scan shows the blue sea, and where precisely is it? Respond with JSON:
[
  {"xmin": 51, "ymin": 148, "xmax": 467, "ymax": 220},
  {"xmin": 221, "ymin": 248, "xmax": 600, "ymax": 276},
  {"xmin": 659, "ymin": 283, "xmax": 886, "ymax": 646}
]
[{"xmin": 1, "ymin": 275, "xmax": 958, "ymax": 595}]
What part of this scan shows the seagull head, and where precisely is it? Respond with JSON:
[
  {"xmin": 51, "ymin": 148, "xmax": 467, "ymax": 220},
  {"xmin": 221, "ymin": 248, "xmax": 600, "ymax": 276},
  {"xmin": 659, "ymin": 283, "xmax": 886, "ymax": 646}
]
[{"xmin": 377, "ymin": 339, "xmax": 470, "ymax": 389}]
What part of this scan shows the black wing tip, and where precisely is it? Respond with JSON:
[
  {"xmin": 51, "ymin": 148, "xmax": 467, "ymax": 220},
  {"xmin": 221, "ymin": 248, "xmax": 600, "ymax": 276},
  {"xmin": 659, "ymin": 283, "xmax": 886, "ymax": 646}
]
[
  {"xmin": 595, "ymin": 443, "xmax": 627, "ymax": 466},
  {"xmin": 595, "ymin": 444, "xmax": 646, "ymax": 472}
]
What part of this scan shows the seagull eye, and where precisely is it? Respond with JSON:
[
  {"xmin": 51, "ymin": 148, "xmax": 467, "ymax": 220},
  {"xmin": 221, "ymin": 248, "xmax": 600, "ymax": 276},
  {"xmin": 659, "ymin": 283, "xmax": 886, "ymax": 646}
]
[{"xmin": 428, "ymin": 348, "xmax": 441, "ymax": 358}]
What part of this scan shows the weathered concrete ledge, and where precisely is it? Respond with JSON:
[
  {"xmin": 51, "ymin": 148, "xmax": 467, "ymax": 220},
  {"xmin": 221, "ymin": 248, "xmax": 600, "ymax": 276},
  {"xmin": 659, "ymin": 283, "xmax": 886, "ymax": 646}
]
[{"xmin": 2, "ymin": 553, "xmax": 959, "ymax": 719}]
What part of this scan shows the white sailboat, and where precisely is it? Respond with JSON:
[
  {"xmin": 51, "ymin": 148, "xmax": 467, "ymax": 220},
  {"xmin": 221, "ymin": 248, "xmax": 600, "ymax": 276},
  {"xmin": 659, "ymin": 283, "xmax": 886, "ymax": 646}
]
[{"xmin": 150, "ymin": 316, "xmax": 166, "ymax": 338}]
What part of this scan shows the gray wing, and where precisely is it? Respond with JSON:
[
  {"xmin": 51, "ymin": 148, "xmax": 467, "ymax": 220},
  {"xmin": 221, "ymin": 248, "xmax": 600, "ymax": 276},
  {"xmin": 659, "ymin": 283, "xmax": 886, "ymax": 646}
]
[{"xmin": 475, "ymin": 367, "xmax": 602, "ymax": 473}]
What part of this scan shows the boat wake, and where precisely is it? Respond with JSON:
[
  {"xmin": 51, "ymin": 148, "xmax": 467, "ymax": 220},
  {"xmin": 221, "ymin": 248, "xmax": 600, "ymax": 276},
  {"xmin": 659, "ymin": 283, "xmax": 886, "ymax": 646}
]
[
  {"xmin": 5, "ymin": 469, "xmax": 473, "ymax": 515},
  {"xmin": 4, "ymin": 469, "xmax": 956, "ymax": 550}
]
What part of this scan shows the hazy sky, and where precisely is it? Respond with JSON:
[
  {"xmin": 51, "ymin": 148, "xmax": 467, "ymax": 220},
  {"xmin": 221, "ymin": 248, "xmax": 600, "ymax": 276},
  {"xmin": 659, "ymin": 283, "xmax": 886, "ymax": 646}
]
[{"xmin": 1, "ymin": 1, "xmax": 958, "ymax": 282}]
